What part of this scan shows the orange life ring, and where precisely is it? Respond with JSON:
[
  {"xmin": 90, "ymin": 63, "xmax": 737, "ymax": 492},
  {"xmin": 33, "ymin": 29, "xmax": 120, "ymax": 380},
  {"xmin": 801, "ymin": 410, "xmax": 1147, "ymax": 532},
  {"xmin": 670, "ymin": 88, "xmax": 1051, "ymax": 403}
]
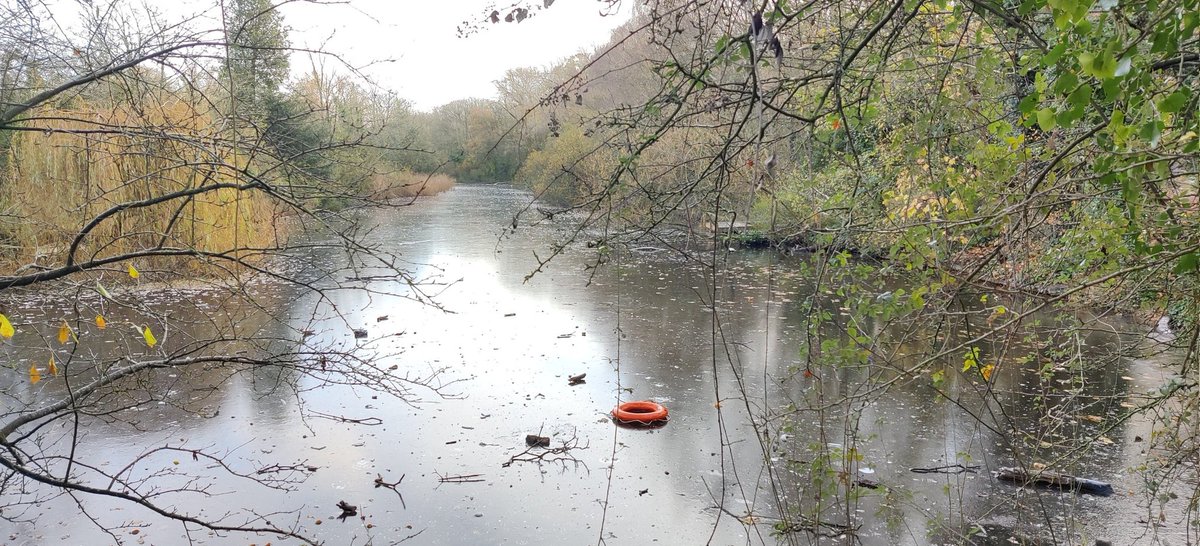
[{"xmin": 612, "ymin": 400, "xmax": 669, "ymax": 424}]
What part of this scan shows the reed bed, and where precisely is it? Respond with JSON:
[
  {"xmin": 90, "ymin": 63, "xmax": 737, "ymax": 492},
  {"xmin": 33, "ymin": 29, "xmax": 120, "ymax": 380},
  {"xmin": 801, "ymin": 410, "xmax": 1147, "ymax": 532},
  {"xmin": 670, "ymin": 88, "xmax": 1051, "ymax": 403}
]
[
  {"xmin": 1, "ymin": 99, "xmax": 273, "ymax": 273},
  {"xmin": 367, "ymin": 171, "xmax": 456, "ymax": 201}
]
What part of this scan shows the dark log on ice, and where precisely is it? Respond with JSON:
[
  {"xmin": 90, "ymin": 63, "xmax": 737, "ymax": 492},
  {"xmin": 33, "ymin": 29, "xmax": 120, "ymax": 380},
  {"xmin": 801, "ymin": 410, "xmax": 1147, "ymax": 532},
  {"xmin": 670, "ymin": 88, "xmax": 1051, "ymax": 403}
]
[
  {"xmin": 525, "ymin": 434, "xmax": 550, "ymax": 447},
  {"xmin": 994, "ymin": 467, "xmax": 1114, "ymax": 496}
]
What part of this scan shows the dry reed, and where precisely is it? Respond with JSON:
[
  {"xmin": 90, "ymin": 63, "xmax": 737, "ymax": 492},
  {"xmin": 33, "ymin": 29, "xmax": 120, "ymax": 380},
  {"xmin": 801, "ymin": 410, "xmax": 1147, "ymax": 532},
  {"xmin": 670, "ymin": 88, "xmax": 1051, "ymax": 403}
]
[
  {"xmin": 367, "ymin": 171, "xmax": 456, "ymax": 200},
  {"xmin": 1, "ymin": 98, "xmax": 274, "ymax": 274}
]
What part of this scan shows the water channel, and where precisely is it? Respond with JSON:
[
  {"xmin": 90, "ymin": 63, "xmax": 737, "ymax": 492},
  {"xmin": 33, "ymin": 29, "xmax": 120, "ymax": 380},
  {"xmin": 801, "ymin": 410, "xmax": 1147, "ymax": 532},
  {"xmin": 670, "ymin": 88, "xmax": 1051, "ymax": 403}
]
[{"xmin": 0, "ymin": 184, "xmax": 1187, "ymax": 545}]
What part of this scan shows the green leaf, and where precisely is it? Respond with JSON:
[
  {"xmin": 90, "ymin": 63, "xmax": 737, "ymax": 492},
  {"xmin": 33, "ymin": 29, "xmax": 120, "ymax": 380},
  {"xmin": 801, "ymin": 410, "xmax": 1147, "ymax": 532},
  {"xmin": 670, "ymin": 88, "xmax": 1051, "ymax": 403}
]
[
  {"xmin": 1053, "ymin": 72, "xmax": 1079, "ymax": 94},
  {"xmin": 1042, "ymin": 42, "xmax": 1068, "ymax": 66},
  {"xmin": 1114, "ymin": 56, "xmax": 1132, "ymax": 77},
  {"xmin": 1101, "ymin": 77, "xmax": 1121, "ymax": 102},
  {"xmin": 1185, "ymin": 11, "xmax": 1200, "ymax": 35},
  {"xmin": 715, "ymin": 34, "xmax": 730, "ymax": 55},
  {"xmin": 1108, "ymin": 109, "xmax": 1124, "ymax": 128},
  {"xmin": 1175, "ymin": 253, "xmax": 1199, "ymax": 274},
  {"xmin": 1054, "ymin": 9, "xmax": 1073, "ymax": 29},
  {"xmin": 1079, "ymin": 45, "xmax": 1118, "ymax": 79},
  {"xmin": 1159, "ymin": 90, "xmax": 1189, "ymax": 113},
  {"xmin": 1121, "ymin": 177, "xmax": 1141, "ymax": 204},
  {"xmin": 1078, "ymin": 52, "xmax": 1097, "ymax": 75},
  {"xmin": 1018, "ymin": 94, "xmax": 1041, "ymax": 115},
  {"xmin": 1037, "ymin": 108, "xmax": 1057, "ymax": 131},
  {"xmin": 1058, "ymin": 105, "xmax": 1084, "ymax": 127},
  {"xmin": 1018, "ymin": 0, "xmax": 1045, "ymax": 14},
  {"xmin": 1109, "ymin": 109, "xmax": 1133, "ymax": 145},
  {"xmin": 962, "ymin": 347, "xmax": 981, "ymax": 372},
  {"xmin": 1141, "ymin": 120, "xmax": 1163, "ymax": 147},
  {"xmin": 1067, "ymin": 83, "xmax": 1092, "ymax": 108},
  {"xmin": 1151, "ymin": 28, "xmax": 1178, "ymax": 54}
]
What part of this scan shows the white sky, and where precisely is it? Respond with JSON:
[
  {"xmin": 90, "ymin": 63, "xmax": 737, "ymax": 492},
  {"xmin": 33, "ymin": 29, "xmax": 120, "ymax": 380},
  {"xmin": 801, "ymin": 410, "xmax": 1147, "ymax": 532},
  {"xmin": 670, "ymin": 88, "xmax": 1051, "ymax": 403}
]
[
  {"xmin": 44, "ymin": 1, "xmax": 630, "ymax": 110},
  {"xmin": 280, "ymin": 1, "xmax": 634, "ymax": 110}
]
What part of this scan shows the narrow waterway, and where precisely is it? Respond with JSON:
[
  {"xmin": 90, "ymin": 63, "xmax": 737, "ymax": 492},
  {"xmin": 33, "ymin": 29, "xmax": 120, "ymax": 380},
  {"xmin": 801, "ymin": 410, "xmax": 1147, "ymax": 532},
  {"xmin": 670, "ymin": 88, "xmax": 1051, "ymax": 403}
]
[{"xmin": 0, "ymin": 184, "xmax": 1185, "ymax": 545}]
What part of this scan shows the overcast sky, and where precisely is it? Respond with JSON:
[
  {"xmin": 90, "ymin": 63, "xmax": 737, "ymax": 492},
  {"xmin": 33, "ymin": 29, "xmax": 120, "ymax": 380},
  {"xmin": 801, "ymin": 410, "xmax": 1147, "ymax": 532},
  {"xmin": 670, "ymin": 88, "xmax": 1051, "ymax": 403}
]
[
  {"xmin": 42, "ymin": 1, "xmax": 629, "ymax": 110},
  {"xmin": 280, "ymin": 1, "xmax": 634, "ymax": 110}
]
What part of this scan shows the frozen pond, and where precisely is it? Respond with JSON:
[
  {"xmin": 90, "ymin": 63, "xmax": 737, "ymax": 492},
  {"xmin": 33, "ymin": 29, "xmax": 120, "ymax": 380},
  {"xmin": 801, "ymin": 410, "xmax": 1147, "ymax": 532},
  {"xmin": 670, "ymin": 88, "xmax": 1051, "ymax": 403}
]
[{"xmin": 0, "ymin": 184, "xmax": 1184, "ymax": 545}]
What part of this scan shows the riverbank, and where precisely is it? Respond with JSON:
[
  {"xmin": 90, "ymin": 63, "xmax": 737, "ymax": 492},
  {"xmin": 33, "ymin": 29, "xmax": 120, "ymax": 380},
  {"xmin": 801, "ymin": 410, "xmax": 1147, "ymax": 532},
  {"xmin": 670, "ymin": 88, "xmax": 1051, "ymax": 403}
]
[
  {"xmin": 367, "ymin": 171, "xmax": 456, "ymax": 200},
  {"xmin": 718, "ymin": 223, "xmax": 1189, "ymax": 333},
  {"xmin": 0, "ymin": 170, "xmax": 456, "ymax": 278}
]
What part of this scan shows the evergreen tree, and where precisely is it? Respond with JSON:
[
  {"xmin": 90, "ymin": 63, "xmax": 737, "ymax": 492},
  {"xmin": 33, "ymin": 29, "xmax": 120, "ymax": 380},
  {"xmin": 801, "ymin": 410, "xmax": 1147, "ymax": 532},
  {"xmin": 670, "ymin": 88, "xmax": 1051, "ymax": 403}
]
[{"xmin": 222, "ymin": 0, "xmax": 289, "ymax": 123}]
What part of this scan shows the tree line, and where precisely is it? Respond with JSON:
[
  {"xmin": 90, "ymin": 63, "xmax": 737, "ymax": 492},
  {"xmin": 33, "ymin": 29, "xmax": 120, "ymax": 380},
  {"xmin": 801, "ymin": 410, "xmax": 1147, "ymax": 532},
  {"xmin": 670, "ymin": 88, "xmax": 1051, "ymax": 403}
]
[{"xmin": 0, "ymin": 0, "xmax": 455, "ymax": 274}]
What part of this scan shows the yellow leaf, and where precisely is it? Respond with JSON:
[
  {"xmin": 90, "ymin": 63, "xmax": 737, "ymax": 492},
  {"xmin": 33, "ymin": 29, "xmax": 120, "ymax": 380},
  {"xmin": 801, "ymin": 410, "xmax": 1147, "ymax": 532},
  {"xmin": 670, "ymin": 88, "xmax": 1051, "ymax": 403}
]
[
  {"xmin": 58, "ymin": 321, "xmax": 71, "ymax": 344},
  {"xmin": 128, "ymin": 263, "xmax": 140, "ymax": 279},
  {"xmin": 96, "ymin": 315, "xmax": 107, "ymax": 329},
  {"xmin": 48, "ymin": 356, "xmax": 58, "ymax": 376},
  {"xmin": 0, "ymin": 313, "xmax": 13, "ymax": 338},
  {"xmin": 981, "ymin": 364, "xmax": 995, "ymax": 381},
  {"xmin": 29, "ymin": 363, "xmax": 41, "ymax": 384},
  {"xmin": 143, "ymin": 326, "xmax": 157, "ymax": 348}
]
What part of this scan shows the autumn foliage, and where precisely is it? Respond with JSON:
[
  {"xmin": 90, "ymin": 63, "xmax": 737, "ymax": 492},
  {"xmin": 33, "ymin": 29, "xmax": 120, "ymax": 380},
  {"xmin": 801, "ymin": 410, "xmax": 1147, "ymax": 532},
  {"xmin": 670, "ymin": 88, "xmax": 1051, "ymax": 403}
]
[{"xmin": 3, "ymin": 100, "xmax": 272, "ymax": 270}]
